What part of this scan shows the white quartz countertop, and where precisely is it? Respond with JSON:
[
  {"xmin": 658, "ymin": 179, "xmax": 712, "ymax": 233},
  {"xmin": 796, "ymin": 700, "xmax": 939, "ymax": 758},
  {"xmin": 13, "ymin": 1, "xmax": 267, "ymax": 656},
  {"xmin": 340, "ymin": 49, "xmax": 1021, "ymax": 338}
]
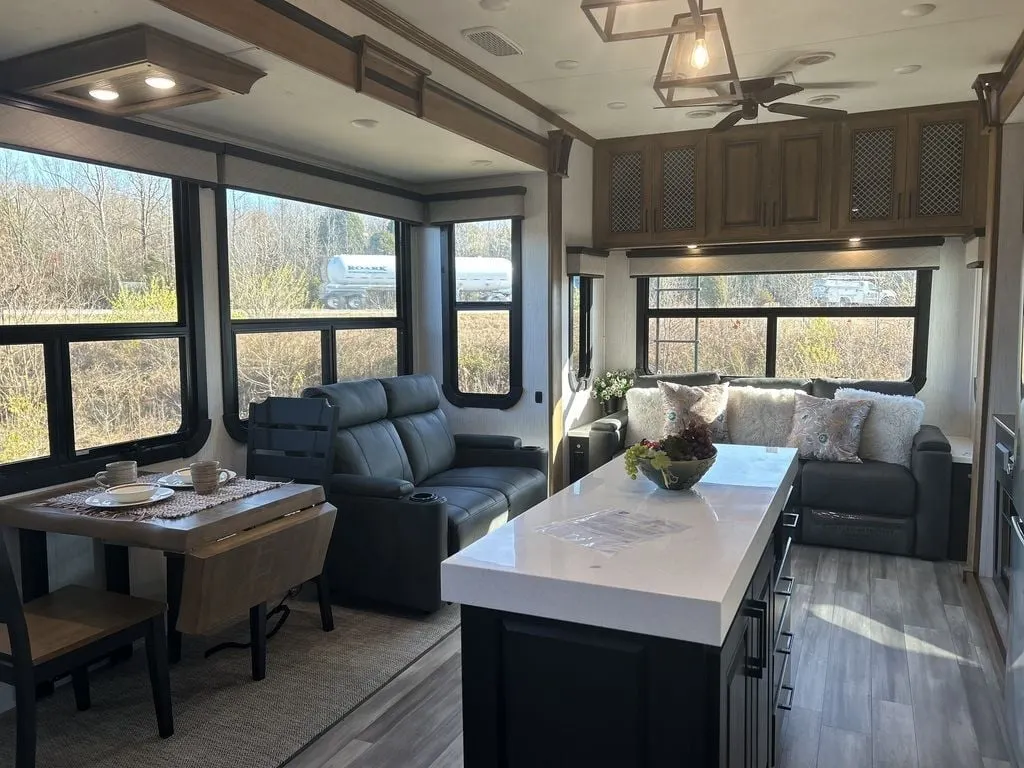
[{"xmin": 441, "ymin": 444, "xmax": 799, "ymax": 647}]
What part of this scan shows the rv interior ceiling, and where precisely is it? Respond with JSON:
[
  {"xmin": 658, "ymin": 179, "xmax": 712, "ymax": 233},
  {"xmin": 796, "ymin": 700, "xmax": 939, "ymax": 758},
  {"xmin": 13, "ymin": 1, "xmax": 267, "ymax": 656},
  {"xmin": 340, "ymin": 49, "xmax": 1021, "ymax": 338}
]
[{"xmin": 0, "ymin": 1, "xmax": 1023, "ymax": 768}]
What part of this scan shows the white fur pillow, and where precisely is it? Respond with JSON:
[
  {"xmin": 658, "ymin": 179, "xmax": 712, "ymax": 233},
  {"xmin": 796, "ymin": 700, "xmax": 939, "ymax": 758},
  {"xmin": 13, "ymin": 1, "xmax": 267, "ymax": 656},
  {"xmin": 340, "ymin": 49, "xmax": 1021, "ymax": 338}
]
[
  {"xmin": 624, "ymin": 388, "xmax": 663, "ymax": 446},
  {"xmin": 726, "ymin": 387, "xmax": 800, "ymax": 447},
  {"xmin": 834, "ymin": 388, "xmax": 925, "ymax": 467}
]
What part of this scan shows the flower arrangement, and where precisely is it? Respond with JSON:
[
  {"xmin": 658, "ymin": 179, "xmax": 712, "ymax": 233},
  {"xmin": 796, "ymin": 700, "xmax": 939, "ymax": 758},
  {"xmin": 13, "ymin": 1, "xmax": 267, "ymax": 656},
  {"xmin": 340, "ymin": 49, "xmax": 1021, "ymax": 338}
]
[
  {"xmin": 591, "ymin": 369, "xmax": 634, "ymax": 404},
  {"xmin": 624, "ymin": 422, "xmax": 717, "ymax": 490}
]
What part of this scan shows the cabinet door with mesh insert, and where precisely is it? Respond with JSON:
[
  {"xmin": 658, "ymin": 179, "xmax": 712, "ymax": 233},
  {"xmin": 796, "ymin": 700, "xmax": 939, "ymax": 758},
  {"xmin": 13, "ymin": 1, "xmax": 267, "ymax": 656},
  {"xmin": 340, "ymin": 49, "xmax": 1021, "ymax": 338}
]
[
  {"xmin": 836, "ymin": 114, "xmax": 908, "ymax": 234},
  {"xmin": 907, "ymin": 106, "xmax": 979, "ymax": 231},
  {"xmin": 652, "ymin": 134, "xmax": 706, "ymax": 243},
  {"xmin": 596, "ymin": 138, "xmax": 651, "ymax": 248}
]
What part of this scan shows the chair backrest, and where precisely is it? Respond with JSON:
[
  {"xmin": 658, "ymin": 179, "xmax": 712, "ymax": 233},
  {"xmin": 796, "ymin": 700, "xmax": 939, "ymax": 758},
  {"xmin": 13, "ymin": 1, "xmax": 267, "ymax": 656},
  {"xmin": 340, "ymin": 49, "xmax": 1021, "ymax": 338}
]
[
  {"xmin": 379, "ymin": 374, "xmax": 456, "ymax": 484},
  {"xmin": 0, "ymin": 538, "xmax": 33, "ymax": 666},
  {"xmin": 246, "ymin": 397, "xmax": 339, "ymax": 484},
  {"xmin": 176, "ymin": 503, "xmax": 337, "ymax": 635}
]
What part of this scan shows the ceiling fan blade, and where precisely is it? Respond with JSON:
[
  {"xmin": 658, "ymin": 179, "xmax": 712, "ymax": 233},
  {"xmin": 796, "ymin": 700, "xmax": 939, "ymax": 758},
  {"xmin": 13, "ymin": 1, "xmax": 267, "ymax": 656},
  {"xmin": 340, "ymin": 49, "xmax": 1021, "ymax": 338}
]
[
  {"xmin": 798, "ymin": 81, "xmax": 874, "ymax": 90},
  {"xmin": 755, "ymin": 82, "xmax": 803, "ymax": 103},
  {"xmin": 711, "ymin": 111, "xmax": 745, "ymax": 132},
  {"xmin": 767, "ymin": 102, "xmax": 848, "ymax": 119}
]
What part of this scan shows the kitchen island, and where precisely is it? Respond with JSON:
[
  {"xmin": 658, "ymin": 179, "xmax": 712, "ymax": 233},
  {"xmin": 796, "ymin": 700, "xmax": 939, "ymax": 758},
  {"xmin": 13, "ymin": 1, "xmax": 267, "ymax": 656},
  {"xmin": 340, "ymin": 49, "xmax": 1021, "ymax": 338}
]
[{"xmin": 441, "ymin": 443, "xmax": 800, "ymax": 768}]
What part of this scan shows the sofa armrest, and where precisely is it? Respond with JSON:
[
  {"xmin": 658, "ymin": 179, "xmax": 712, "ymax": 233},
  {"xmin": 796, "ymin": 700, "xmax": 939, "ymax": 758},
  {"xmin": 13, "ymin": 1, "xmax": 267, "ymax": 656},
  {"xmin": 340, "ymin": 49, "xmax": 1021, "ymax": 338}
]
[
  {"xmin": 330, "ymin": 473, "xmax": 414, "ymax": 499},
  {"xmin": 591, "ymin": 409, "xmax": 628, "ymax": 437},
  {"xmin": 452, "ymin": 442, "xmax": 548, "ymax": 474},
  {"xmin": 910, "ymin": 424, "xmax": 952, "ymax": 560},
  {"xmin": 454, "ymin": 434, "xmax": 523, "ymax": 450},
  {"xmin": 570, "ymin": 410, "xmax": 628, "ymax": 476}
]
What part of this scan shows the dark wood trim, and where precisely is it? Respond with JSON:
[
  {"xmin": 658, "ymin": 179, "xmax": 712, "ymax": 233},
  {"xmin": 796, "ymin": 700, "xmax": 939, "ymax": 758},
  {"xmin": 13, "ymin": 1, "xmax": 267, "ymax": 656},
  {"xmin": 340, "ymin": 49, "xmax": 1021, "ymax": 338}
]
[
  {"xmin": 335, "ymin": 0, "xmax": 596, "ymax": 146},
  {"xmin": 999, "ymin": 28, "xmax": 1024, "ymax": 123},
  {"xmin": 549, "ymin": 169, "xmax": 565, "ymax": 492},
  {"xmin": 967, "ymin": 126, "xmax": 1004, "ymax": 575},
  {"xmin": 627, "ymin": 236, "xmax": 946, "ymax": 258},
  {"xmin": 423, "ymin": 186, "xmax": 528, "ymax": 202},
  {"xmin": 567, "ymin": 246, "xmax": 610, "ymax": 258}
]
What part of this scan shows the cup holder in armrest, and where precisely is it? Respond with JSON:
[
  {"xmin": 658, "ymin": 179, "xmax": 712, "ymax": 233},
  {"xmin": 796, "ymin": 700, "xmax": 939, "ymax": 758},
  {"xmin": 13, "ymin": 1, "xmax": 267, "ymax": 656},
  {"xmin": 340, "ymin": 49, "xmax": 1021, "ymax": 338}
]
[
  {"xmin": 520, "ymin": 446, "xmax": 542, "ymax": 452},
  {"xmin": 409, "ymin": 492, "xmax": 445, "ymax": 504}
]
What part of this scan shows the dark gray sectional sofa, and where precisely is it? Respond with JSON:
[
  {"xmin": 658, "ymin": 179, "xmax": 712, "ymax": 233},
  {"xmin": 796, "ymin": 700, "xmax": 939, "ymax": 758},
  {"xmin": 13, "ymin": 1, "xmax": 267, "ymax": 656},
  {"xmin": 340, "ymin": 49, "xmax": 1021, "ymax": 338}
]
[
  {"xmin": 575, "ymin": 373, "xmax": 952, "ymax": 560},
  {"xmin": 303, "ymin": 374, "xmax": 547, "ymax": 612}
]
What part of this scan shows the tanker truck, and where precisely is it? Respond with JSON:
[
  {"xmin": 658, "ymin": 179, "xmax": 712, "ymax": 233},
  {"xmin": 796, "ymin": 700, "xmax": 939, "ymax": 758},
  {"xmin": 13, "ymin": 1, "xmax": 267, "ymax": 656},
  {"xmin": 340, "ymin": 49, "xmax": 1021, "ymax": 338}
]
[{"xmin": 322, "ymin": 254, "xmax": 512, "ymax": 309}]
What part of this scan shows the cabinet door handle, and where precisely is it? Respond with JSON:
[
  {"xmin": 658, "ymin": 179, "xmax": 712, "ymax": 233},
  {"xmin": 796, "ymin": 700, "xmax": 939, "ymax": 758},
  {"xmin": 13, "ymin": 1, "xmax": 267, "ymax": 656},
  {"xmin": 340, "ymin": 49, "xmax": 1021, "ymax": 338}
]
[
  {"xmin": 896, "ymin": 192, "xmax": 903, "ymax": 220},
  {"xmin": 761, "ymin": 202, "xmax": 766, "ymax": 227},
  {"xmin": 743, "ymin": 599, "xmax": 769, "ymax": 679},
  {"xmin": 782, "ymin": 511, "xmax": 800, "ymax": 529},
  {"xmin": 644, "ymin": 208, "xmax": 649, "ymax": 232},
  {"xmin": 773, "ymin": 201, "xmax": 778, "ymax": 227},
  {"xmin": 907, "ymin": 190, "xmax": 914, "ymax": 220},
  {"xmin": 653, "ymin": 207, "xmax": 659, "ymax": 232}
]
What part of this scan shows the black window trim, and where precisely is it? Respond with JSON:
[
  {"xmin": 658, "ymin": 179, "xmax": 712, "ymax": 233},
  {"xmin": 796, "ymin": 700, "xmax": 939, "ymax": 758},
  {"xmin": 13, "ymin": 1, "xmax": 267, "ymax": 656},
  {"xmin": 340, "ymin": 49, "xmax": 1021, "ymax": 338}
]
[
  {"xmin": 440, "ymin": 219, "xmax": 524, "ymax": 410},
  {"xmin": 636, "ymin": 269, "xmax": 932, "ymax": 390},
  {"xmin": 568, "ymin": 275, "xmax": 594, "ymax": 391},
  {"xmin": 216, "ymin": 187, "xmax": 414, "ymax": 442},
  {"xmin": 0, "ymin": 164, "xmax": 209, "ymax": 496}
]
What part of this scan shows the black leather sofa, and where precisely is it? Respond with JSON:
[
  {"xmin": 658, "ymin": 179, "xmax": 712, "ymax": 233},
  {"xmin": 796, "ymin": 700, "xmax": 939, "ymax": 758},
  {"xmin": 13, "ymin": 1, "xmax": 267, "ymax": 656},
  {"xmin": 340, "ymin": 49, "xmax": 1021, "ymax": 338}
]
[
  {"xmin": 573, "ymin": 373, "xmax": 952, "ymax": 560},
  {"xmin": 303, "ymin": 374, "xmax": 547, "ymax": 612}
]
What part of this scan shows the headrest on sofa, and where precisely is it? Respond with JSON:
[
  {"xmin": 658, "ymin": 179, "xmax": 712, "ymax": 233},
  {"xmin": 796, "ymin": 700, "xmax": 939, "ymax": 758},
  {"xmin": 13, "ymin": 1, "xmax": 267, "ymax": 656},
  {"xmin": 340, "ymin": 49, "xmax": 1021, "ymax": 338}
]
[
  {"xmin": 380, "ymin": 374, "xmax": 442, "ymax": 417},
  {"xmin": 811, "ymin": 378, "xmax": 916, "ymax": 399},
  {"xmin": 302, "ymin": 379, "xmax": 388, "ymax": 427},
  {"xmin": 724, "ymin": 376, "xmax": 812, "ymax": 392},
  {"xmin": 634, "ymin": 372, "xmax": 719, "ymax": 388}
]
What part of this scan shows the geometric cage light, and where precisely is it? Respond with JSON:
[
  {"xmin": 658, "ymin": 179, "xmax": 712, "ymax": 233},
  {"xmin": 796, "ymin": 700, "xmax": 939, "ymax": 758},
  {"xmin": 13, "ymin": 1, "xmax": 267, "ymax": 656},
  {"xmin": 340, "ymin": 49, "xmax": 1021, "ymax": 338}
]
[
  {"xmin": 582, "ymin": 0, "xmax": 694, "ymax": 42},
  {"xmin": 654, "ymin": 7, "xmax": 739, "ymax": 108}
]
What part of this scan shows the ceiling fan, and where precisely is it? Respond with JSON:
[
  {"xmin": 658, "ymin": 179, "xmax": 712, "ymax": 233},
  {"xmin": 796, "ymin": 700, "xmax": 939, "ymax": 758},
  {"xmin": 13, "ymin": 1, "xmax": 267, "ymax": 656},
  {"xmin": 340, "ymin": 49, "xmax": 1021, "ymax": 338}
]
[{"xmin": 704, "ymin": 76, "xmax": 848, "ymax": 132}]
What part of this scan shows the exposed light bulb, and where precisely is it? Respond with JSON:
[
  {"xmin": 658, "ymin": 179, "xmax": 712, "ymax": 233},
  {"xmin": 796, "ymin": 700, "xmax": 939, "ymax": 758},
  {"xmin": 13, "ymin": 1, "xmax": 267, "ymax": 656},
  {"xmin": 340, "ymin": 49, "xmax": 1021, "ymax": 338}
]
[
  {"xmin": 690, "ymin": 36, "xmax": 710, "ymax": 70},
  {"xmin": 88, "ymin": 88, "xmax": 119, "ymax": 102},
  {"xmin": 145, "ymin": 76, "xmax": 177, "ymax": 90}
]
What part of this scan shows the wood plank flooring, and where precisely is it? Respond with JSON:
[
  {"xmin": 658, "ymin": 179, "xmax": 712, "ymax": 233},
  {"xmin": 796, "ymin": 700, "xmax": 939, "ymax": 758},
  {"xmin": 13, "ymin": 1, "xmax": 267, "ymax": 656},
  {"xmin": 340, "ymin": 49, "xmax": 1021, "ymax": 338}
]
[{"xmin": 286, "ymin": 546, "xmax": 1015, "ymax": 768}]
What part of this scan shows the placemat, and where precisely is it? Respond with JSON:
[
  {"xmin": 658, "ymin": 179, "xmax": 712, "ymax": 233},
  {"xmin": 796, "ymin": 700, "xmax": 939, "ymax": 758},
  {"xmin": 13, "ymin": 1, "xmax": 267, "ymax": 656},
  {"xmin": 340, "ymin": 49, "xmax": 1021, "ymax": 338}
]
[{"xmin": 35, "ymin": 477, "xmax": 288, "ymax": 520}]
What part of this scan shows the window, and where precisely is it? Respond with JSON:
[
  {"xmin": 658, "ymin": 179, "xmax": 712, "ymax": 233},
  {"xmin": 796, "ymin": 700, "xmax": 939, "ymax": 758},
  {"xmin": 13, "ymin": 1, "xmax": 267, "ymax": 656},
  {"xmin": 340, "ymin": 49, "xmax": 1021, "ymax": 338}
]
[
  {"xmin": 0, "ymin": 147, "xmax": 207, "ymax": 493},
  {"xmin": 219, "ymin": 188, "xmax": 411, "ymax": 436},
  {"xmin": 441, "ymin": 219, "xmax": 523, "ymax": 409},
  {"xmin": 638, "ymin": 270, "xmax": 931, "ymax": 385},
  {"xmin": 569, "ymin": 275, "xmax": 594, "ymax": 389}
]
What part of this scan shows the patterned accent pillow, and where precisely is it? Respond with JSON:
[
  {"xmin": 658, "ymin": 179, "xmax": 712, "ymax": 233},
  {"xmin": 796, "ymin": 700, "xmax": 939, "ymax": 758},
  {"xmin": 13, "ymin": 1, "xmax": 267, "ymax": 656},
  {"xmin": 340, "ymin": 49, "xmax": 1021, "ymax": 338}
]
[
  {"xmin": 659, "ymin": 380, "xmax": 730, "ymax": 443},
  {"xmin": 786, "ymin": 391, "xmax": 872, "ymax": 463}
]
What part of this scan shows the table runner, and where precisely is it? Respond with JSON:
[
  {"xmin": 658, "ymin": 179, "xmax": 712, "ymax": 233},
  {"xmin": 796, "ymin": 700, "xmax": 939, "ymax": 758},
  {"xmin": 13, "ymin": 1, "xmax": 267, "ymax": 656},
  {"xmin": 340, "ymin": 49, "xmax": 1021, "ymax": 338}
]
[{"xmin": 35, "ymin": 477, "xmax": 288, "ymax": 520}]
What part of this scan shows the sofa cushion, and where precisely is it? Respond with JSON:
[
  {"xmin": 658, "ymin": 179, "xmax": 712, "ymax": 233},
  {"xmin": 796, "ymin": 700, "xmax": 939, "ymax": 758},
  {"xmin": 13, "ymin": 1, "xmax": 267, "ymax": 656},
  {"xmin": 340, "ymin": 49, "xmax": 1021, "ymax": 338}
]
[
  {"xmin": 424, "ymin": 466, "xmax": 546, "ymax": 516},
  {"xmin": 811, "ymin": 378, "xmax": 916, "ymax": 399},
  {"xmin": 624, "ymin": 387, "xmax": 662, "ymax": 446},
  {"xmin": 391, "ymin": 411, "xmax": 457, "ymax": 483},
  {"xmin": 727, "ymin": 387, "xmax": 800, "ymax": 447},
  {"xmin": 634, "ymin": 372, "xmax": 720, "ymax": 388},
  {"xmin": 801, "ymin": 460, "xmax": 916, "ymax": 517},
  {"xmin": 835, "ymin": 388, "xmax": 925, "ymax": 467},
  {"xmin": 414, "ymin": 485, "xmax": 509, "ymax": 554},
  {"xmin": 303, "ymin": 379, "xmax": 388, "ymax": 427},
  {"xmin": 380, "ymin": 374, "xmax": 442, "ymax": 417},
  {"xmin": 659, "ymin": 380, "xmax": 730, "ymax": 442},
  {"xmin": 723, "ymin": 377, "xmax": 812, "ymax": 393},
  {"xmin": 787, "ymin": 392, "xmax": 872, "ymax": 463},
  {"xmin": 334, "ymin": 420, "xmax": 414, "ymax": 481}
]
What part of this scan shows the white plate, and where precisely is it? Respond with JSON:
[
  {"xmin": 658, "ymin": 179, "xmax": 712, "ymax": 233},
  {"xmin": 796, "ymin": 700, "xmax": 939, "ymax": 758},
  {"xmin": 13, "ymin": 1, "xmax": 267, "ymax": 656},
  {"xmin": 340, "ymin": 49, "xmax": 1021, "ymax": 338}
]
[
  {"xmin": 156, "ymin": 469, "xmax": 237, "ymax": 488},
  {"xmin": 85, "ymin": 486, "xmax": 175, "ymax": 509}
]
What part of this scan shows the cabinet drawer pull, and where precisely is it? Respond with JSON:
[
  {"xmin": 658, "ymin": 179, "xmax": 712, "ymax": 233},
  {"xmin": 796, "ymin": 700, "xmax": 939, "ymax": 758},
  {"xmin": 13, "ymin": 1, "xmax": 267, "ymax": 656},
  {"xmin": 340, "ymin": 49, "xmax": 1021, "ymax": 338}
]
[
  {"xmin": 743, "ymin": 599, "xmax": 769, "ymax": 680},
  {"xmin": 777, "ymin": 684, "xmax": 795, "ymax": 712},
  {"xmin": 782, "ymin": 511, "xmax": 800, "ymax": 529},
  {"xmin": 777, "ymin": 631, "xmax": 794, "ymax": 655},
  {"xmin": 775, "ymin": 576, "xmax": 794, "ymax": 598}
]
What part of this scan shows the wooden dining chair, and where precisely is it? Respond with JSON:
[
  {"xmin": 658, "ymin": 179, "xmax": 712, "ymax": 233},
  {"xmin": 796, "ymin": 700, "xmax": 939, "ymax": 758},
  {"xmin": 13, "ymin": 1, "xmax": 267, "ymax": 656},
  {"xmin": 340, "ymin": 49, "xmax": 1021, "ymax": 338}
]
[
  {"xmin": 0, "ymin": 539, "xmax": 173, "ymax": 768},
  {"xmin": 246, "ymin": 396, "xmax": 339, "ymax": 633}
]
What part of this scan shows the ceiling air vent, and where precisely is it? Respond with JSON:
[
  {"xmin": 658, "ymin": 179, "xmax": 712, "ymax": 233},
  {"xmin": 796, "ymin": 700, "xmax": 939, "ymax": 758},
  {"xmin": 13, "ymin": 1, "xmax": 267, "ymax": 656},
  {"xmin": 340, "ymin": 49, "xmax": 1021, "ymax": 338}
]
[{"xmin": 461, "ymin": 26, "xmax": 524, "ymax": 57}]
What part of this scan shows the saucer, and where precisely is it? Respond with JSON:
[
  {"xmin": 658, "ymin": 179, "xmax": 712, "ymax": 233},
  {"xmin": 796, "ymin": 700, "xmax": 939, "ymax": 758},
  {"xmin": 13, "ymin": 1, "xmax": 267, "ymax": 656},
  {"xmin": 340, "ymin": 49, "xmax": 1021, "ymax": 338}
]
[{"xmin": 85, "ymin": 486, "xmax": 174, "ymax": 509}]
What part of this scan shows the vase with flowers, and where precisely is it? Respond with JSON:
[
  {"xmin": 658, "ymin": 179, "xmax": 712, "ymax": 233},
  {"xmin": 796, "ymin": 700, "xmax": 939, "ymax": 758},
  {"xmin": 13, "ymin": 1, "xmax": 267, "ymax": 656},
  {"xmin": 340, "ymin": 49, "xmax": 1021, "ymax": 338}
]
[
  {"xmin": 624, "ymin": 422, "xmax": 718, "ymax": 491},
  {"xmin": 592, "ymin": 369, "xmax": 634, "ymax": 415}
]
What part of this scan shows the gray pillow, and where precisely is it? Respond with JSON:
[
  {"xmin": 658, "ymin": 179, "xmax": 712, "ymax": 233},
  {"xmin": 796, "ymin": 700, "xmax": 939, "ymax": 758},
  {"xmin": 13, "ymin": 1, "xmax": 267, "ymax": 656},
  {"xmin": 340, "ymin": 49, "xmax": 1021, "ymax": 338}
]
[
  {"xmin": 659, "ymin": 380, "xmax": 730, "ymax": 443},
  {"xmin": 786, "ymin": 391, "xmax": 872, "ymax": 463}
]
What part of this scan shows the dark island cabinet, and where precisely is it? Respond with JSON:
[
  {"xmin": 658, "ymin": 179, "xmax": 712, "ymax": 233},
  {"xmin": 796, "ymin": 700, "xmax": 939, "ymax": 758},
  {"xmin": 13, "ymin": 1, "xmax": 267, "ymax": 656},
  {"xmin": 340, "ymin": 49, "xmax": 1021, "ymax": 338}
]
[{"xmin": 459, "ymin": 511, "xmax": 797, "ymax": 768}]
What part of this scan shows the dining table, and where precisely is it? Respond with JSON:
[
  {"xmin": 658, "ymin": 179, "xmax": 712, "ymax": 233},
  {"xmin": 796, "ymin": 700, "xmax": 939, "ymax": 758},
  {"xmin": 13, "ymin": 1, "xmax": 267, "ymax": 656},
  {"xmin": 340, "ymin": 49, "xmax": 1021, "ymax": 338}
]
[{"xmin": 0, "ymin": 476, "xmax": 327, "ymax": 670}]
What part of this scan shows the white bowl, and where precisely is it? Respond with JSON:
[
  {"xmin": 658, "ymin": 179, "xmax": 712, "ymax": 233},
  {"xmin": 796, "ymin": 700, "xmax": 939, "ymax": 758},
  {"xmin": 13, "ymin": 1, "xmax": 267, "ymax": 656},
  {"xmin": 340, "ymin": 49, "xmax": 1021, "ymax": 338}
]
[{"xmin": 106, "ymin": 483, "xmax": 159, "ymax": 504}]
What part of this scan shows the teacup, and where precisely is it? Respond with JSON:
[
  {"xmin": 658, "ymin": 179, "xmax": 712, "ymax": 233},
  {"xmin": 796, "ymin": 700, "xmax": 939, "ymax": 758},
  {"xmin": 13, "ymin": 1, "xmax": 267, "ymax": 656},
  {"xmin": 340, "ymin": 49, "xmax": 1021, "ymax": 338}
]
[
  {"xmin": 95, "ymin": 460, "xmax": 138, "ymax": 488},
  {"xmin": 173, "ymin": 466, "xmax": 230, "ymax": 487},
  {"xmin": 189, "ymin": 460, "xmax": 224, "ymax": 495},
  {"xmin": 106, "ymin": 483, "xmax": 159, "ymax": 504}
]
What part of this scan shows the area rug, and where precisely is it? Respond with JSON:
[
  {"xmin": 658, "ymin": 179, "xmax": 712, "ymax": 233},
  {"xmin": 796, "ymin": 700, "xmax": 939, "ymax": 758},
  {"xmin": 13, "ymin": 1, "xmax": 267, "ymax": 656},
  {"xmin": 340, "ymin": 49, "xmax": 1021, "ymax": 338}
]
[{"xmin": 0, "ymin": 600, "xmax": 460, "ymax": 768}]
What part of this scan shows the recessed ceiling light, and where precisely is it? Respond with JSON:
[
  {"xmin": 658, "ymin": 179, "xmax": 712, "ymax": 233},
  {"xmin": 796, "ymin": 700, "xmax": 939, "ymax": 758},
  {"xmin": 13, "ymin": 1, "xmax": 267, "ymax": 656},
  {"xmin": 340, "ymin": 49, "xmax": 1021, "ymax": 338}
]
[
  {"xmin": 849, "ymin": 237, "xmax": 863, "ymax": 244},
  {"xmin": 88, "ymin": 88, "xmax": 119, "ymax": 102},
  {"xmin": 794, "ymin": 51, "xmax": 836, "ymax": 67},
  {"xmin": 607, "ymin": 101, "xmax": 627, "ymax": 110},
  {"xmin": 471, "ymin": 159, "xmax": 494, "ymax": 167},
  {"xmin": 687, "ymin": 244, "xmax": 699, "ymax": 250},
  {"xmin": 901, "ymin": 3, "xmax": 936, "ymax": 17},
  {"xmin": 145, "ymin": 75, "xmax": 176, "ymax": 90},
  {"xmin": 555, "ymin": 59, "xmax": 580, "ymax": 70},
  {"xmin": 686, "ymin": 109, "xmax": 716, "ymax": 119},
  {"xmin": 894, "ymin": 64, "xmax": 922, "ymax": 75},
  {"xmin": 808, "ymin": 94, "xmax": 840, "ymax": 105},
  {"xmin": 479, "ymin": 0, "xmax": 510, "ymax": 9},
  {"xmin": 350, "ymin": 118, "xmax": 379, "ymax": 129}
]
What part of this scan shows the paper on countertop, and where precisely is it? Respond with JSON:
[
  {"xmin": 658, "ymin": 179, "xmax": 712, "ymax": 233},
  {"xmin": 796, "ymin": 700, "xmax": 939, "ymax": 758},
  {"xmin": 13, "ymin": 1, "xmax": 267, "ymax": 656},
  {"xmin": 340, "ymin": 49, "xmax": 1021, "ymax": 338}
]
[{"xmin": 536, "ymin": 507, "xmax": 690, "ymax": 556}]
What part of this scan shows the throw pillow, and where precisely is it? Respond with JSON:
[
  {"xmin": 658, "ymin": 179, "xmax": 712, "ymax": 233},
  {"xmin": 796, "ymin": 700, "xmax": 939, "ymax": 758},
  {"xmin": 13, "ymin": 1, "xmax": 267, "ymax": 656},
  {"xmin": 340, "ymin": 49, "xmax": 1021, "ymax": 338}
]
[
  {"xmin": 786, "ymin": 391, "xmax": 872, "ymax": 463},
  {"xmin": 624, "ymin": 387, "xmax": 663, "ymax": 446},
  {"xmin": 659, "ymin": 380, "xmax": 730, "ymax": 442},
  {"xmin": 726, "ymin": 386, "xmax": 800, "ymax": 447},
  {"xmin": 834, "ymin": 388, "xmax": 925, "ymax": 467}
]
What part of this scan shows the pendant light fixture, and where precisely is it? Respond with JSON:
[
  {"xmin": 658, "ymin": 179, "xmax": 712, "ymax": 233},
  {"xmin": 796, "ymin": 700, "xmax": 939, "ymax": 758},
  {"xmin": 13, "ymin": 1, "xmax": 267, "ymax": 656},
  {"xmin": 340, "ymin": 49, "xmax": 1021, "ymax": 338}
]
[
  {"xmin": 581, "ymin": 0, "xmax": 690, "ymax": 42},
  {"xmin": 654, "ymin": 4, "xmax": 739, "ymax": 108}
]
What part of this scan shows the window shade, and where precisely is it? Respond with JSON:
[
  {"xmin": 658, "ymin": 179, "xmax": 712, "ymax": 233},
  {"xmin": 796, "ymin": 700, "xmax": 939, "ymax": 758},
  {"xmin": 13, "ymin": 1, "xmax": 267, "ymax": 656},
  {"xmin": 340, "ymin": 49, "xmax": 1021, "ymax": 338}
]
[
  {"xmin": 566, "ymin": 247, "xmax": 608, "ymax": 278},
  {"xmin": 426, "ymin": 186, "xmax": 526, "ymax": 225}
]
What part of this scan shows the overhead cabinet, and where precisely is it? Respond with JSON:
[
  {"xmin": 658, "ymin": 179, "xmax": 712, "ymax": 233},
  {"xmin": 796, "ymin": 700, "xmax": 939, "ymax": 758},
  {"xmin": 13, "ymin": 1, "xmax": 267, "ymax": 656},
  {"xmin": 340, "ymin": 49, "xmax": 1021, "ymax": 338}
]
[{"xmin": 593, "ymin": 102, "xmax": 983, "ymax": 249}]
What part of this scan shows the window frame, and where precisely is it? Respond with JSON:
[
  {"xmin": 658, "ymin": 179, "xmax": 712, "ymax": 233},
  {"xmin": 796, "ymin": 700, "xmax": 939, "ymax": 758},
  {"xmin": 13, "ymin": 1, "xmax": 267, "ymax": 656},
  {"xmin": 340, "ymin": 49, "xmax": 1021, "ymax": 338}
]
[
  {"xmin": 0, "ymin": 156, "xmax": 209, "ymax": 495},
  {"xmin": 636, "ymin": 270, "xmax": 932, "ymax": 388},
  {"xmin": 216, "ymin": 187, "xmax": 413, "ymax": 441},
  {"xmin": 568, "ymin": 275, "xmax": 594, "ymax": 390},
  {"xmin": 440, "ymin": 219, "xmax": 524, "ymax": 410}
]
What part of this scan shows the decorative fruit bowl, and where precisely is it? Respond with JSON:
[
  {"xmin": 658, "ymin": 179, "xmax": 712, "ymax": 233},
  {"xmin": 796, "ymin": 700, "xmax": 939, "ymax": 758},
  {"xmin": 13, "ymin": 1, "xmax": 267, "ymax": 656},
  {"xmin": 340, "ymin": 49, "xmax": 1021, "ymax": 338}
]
[{"xmin": 625, "ymin": 422, "xmax": 718, "ymax": 491}]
